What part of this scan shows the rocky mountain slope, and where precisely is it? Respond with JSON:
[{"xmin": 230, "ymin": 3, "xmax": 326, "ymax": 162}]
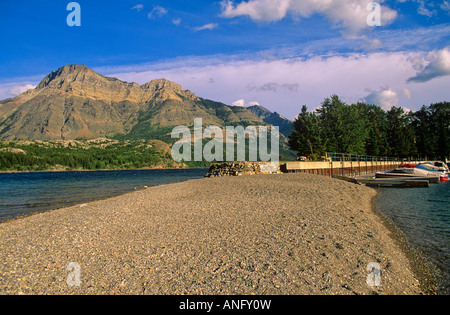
[
  {"xmin": 246, "ymin": 105, "xmax": 294, "ymax": 137},
  {"xmin": 0, "ymin": 65, "xmax": 266, "ymax": 141}
]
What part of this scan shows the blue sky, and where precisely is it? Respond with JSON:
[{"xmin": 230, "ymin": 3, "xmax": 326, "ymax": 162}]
[{"xmin": 1, "ymin": 0, "xmax": 449, "ymax": 119}]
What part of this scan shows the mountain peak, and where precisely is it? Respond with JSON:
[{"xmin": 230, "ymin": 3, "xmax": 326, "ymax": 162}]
[
  {"xmin": 36, "ymin": 64, "xmax": 94, "ymax": 89},
  {"xmin": 61, "ymin": 64, "xmax": 89, "ymax": 72},
  {"xmin": 246, "ymin": 105, "xmax": 273, "ymax": 119},
  {"xmin": 0, "ymin": 64, "xmax": 268, "ymax": 141},
  {"xmin": 247, "ymin": 104, "xmax": 293, "ymax": 137},
  {"xmin": 141, "ymin": 79, "xmax": 197, "ymax": 101},
  {"xmin": 142, "ymin": 78, "xmax": 182, "ymax": 91}
]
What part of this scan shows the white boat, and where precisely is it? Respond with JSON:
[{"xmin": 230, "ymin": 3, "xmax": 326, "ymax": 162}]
[
  {"xmin": 376, "ymin": 161, "xmax": 449, "ymax": 182},
  {"xmin": 417, "ymin": 161, "xmax": 449, "ymax": 173},
  {"xmin": 376, "ymin": 167, "xmax": 441, "ymax": 179},
  {"xmin": 416, "ymin": 161, "xmax": 449, "ymax": 181}
]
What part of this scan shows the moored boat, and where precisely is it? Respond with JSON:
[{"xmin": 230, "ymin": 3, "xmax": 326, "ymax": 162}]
[
  {"xmin": 399, "ymin": 164, "xmax": 417, "ymax": 168},
  {"xmin": 376, "ymin": 167, "xmax": 441, "ymax": 179},
  {"xmin": 417, "ymin": 161, "xmax": 450, "ymax": 180},
  {"xmin": 376, "ymin": 161, "xmax": 449, "ymax": 182}
]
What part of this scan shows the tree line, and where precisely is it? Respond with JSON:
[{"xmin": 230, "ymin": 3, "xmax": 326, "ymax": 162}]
[
  {"xmin": 289, "ymin": 95, "xmax": 449, "ymax": 161},
  {"xmin": 0, "ymin": 141, "xmax": 177, "ymax": 172}
]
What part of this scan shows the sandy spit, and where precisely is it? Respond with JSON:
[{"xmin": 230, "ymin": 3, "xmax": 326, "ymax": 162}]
[{"xmin": 0, "ymin": 174, "xmax": 422, "ymax": 295}]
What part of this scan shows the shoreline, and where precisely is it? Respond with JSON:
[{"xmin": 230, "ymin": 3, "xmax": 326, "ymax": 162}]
[
  {"xmin": 0, "ymin": 185, "xmax": 151, "ymax": 225},
  {"xmin": 0, "ymin": 166, "xmax": 202, "ymax": 174},
  {"xmin": 0, "ymin": 169, "xmax": 209, "ymax": 225},
  {"xmin": 0, "ymin": 174, "xmax": 422, "ymax": 294},
  {"xmin": 369, "ymin": 194, "xmax": 438, "ymax": 295}
]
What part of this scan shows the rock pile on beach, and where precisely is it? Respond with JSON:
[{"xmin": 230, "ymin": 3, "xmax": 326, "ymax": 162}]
[
  {"xmin": 206, "ymin": 162, "xmax": 280, "ymax": 177},
  {"xmin": 0, "ymin": 173, "xmax": 423, "ymax": 295}
]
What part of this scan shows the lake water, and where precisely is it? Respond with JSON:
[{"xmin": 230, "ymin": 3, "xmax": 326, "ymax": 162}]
[
  {"xmin": 0, "ymin": 169, "xmax": 208, "ymax": 223},
  {"xmin": 374, "ymin": 182, "xmax": 450, "ymax": 295}
]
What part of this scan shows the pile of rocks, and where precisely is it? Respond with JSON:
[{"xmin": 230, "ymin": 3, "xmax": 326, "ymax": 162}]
[{"xmin": 205, "ymin": 162, "xmax": 280, "ymax": 177}]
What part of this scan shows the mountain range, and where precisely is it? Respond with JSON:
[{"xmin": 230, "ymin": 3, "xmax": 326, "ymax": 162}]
[
  {"xmin": 0, "ymin": 65, "xmax": 294, "ymax": 158},
  {"xmin": 246, "ymin": 105, "xmax": 294, "ymax": 137}
]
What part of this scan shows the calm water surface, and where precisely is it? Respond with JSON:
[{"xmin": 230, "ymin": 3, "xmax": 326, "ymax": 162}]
[
  {"xmin": 374, "ymin": 182, "xmax": 450, "ymax": 294},
  {"xmin": 0, "ymin": 169, "xmax": 207, "ymax": 222}
]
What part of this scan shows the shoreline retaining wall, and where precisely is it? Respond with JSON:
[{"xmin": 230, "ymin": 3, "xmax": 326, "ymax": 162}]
[
  {"xmin": 282, "ymin": 160, "xmax": 403, "ymax": 177},
  {"xmin": 206, "ymin": 160, "xmax": 412, "ymax": 177}
]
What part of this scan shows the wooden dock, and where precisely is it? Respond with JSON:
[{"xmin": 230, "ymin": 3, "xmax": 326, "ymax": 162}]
[
  {"xmin": 374, "ymin": 174, "xmax": 441, "ymax": 183},
  {"xmin": 356, "ymin": 178, "xmax": 431, "ymax": 188}
]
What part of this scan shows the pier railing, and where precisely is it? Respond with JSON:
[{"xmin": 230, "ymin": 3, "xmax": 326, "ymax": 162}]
[
  {"xmin": 281, "ymin": 152, "xmax": 418, "ymax": 177},
  {"xmin": 325, "ymin": 152, "xmax": 401, "ymax": 162}
]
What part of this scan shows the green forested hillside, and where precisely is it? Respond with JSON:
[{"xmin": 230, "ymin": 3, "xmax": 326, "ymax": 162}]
[{"xmin": 0, "ymin": 139, "xmax": 183, "ymax": 172}]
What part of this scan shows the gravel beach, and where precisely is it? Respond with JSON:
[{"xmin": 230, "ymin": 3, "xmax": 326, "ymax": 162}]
[{"xmin": 0, "ymin": 173, "xmax": 422, "ymax": 295}]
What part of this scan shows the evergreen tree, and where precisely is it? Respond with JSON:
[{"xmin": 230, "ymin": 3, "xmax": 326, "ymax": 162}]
[
  {"xmin": 364, "ymin": 104, "xmax": 390, "ymax": 156},
  {"xmin": 386, "ymin": 107, "xmax": 416, "ymax": 158},
  {"xmin": 289, "ymin": 105, "xmax": 324, "ymax": 158},
  {"xmin": 315, "ymin": 95, "xmax": 344, "ymax": 153},
  {"xmin": 412, "ymin": 105, "xmax": 436, "ymax": 159},
  {"xmin": 316, "ymin": 96, "xmax": 367, "ymax": 154},
  {"xmin": 430, "ymin": 102, "xmax": 450, "ymax": 160}
]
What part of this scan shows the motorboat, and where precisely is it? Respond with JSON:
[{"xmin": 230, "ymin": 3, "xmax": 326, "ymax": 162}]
[
  {"xmin": 376, "ymin": 161, "xmax": 449, "ymax": 182},
  {"xmin": 417, "ymin": 161, "xmax": 449, "ymax": 172},
  {"xmin": 417, "ymin": 161, "xmax": 449, "ymax": 181},
  {"xmin": 376, "ymin": 167, "xmax": 441, "ymax": 179},
  {"xmin": 399, "ymin": 164, "xmax": 417, "ymax": 168}
]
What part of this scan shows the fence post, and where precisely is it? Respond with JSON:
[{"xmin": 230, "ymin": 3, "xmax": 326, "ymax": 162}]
[
  {"xmin": 330, "ymin": 158, "xmax": 333, "ymax": 177},
  {"xmin": 358, "ymin": 155, "xmax": 360, "ymax": 176},
  {"xmin": 350, "ymin": 154, "xmax": 354, "ymax": 177}
]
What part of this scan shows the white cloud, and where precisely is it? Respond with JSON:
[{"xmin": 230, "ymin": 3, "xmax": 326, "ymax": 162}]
[
  {"xmin": 247, "ymin": 82, "xmax": 299, "ymax": 92},
  {"xmin": 9, "ymin": 84, "xmax": 36, "ymax": 96},
  {"xmin": 442, "ymin": 1, "xmax": 450, "ymax": 12},
  {"xmin": 172, "ymin": 18, "xmax": 182, "ymax": 26},
  {"xmin": 363, "ymin": 87, "xmax": 416, "ymax": 111},
  {"xmin": 403, "ymin": 88, "xmax": 413, "ymax": 99},
  {"xmin": 363, "ymin": 87, "xmax": 400, "ymax": 110},
  {"xmin": 232, "ymin": 99, "xmax": 261, "ymax": 107},
  {"xmin": 416, "ymin": 0, "xmax": 436, "ymax": 17},
  {"xmin": 232, "ymin": 99, "xmax": 262, "ymax": 107},
  {"xmin": 100, "ymin": 49, "xmax": 450, "ymax": 119},
  {"xmin": 193, "ymin": 23, "xmax": 219, "ymax": 32},
  {"xmin": 246, "ymin": 101, "xmax": 260, "ymax": 107},
  {"xmin": 0, "ymin": 82, "xmax": 38, "ymax": 101},
  {"xmin": 221, "ymin": 0, "xmax": 291, "ymax": 22},
  {"xmin": 407, "ymin": 47, "xmax": 450, "ymax": 83},
  {"xmin": 131, "ymin": 4, "xmax": 144, "ymax": 12},
  {"xmin": 220, "ymin": 0, "xmax": 398, "ymax": 35},
  {"xmin": 248, "ymin": 82, "xmax": 279, "ymax": 92},
  {"xmin": 362, "ymin": 38, "xmax": 384, "ymax": 50},
  {"xmin": 232, "ymin": 99, "xmax": 246, "ymax": 107},
  {"xmin": 148, "ymin": 6, "xmax": 168, "ymax": 19},
  {"xmin": 397, "ymin": 0, "xmax": 450, "ymax": 16}
]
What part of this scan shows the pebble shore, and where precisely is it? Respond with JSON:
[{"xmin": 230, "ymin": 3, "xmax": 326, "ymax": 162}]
[{"xmin": 0, "ymin": 174, "xmax": 423, "ymax": 295}]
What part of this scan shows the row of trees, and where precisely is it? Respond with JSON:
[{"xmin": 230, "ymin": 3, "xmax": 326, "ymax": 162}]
[
  {"xmin": 0, "ymin": 141, "xmax": 174, "ymax": 172},
  {"xmin": 289, "ymin": 95, "xmax": 449, "ymax": 160}
]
